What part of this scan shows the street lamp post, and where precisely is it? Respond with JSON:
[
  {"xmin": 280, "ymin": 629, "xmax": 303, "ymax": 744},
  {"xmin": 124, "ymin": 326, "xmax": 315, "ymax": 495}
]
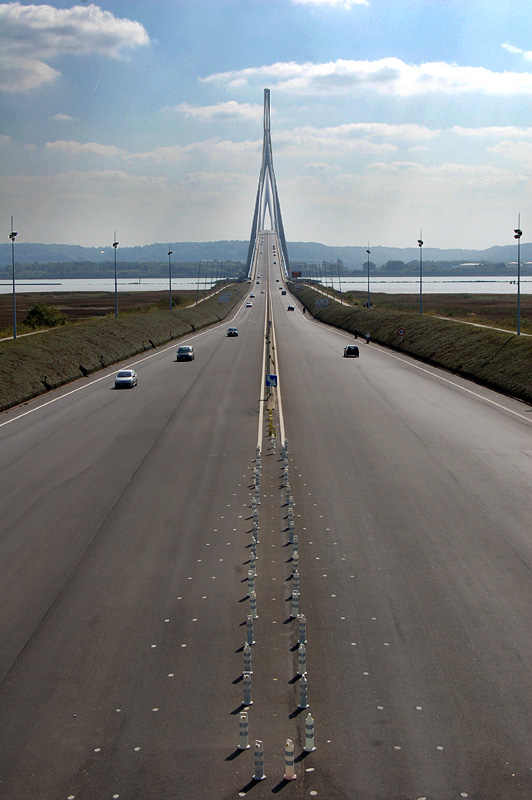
[
  {"xmin": 195, "ymin": 260, "xmax": 201, "ymax": 305},
  {"xmin": 168, "ymin": 246, "xmax": 173, "ymax": 310},
  {"xmin": 113, "ymin": 233, "xmax": 119, "ymax": 318},
  {"xmin": 514, "ymin": 215, "xmax": 522, "ymax": 336},
  {"xmin": 418, "ymin": 230, "xmax": 423, "ymax": 315},
  {"xmin": 337, "ymin": 259, "xmax": 342, "ymax": 305},
  {"xmin": 366, "ymin": 244, "xmax": 371, "ymax": 308},
  {"xmin": 9, "ymin": 216, "xmax": 18, "ymax": 340}
]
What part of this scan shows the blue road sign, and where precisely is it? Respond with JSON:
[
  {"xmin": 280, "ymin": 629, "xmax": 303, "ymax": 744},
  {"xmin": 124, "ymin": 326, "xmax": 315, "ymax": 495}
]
[{"xmin": 266, "ymin": 374, "xmax": 278, "ymax": 387}]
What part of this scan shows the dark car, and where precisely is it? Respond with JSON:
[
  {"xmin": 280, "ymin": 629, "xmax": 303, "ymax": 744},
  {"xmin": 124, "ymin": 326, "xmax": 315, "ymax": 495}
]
[
  {"xmin": 227, "ymin": 327, "xmax": 239, "ymax": 337},
  {"xmin": 281, "ymin": 289, "xmax": 286, "ymax": 295},
  {"xmin": 287, "ymin": 304, "xmax": 295, "ymax": 311},
  {"xmin": 176, "ymin": 345, "xmax": 195, "ymax": 361},
  {"xmin": 343, "ymin": 345, "xmax": 360, "ymax": 358}
]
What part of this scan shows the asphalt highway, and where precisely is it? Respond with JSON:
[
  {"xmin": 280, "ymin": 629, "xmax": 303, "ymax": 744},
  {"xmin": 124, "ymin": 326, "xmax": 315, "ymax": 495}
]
[{"xmin": 1, "ymin": 231, "xmax": 532, "ymax": 799}]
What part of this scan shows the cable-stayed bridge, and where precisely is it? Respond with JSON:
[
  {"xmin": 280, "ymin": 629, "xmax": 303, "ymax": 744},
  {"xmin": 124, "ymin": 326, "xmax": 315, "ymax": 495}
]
[{"xmin": 247, "ymin": 89, "xmax": 290, "ymax": 279}]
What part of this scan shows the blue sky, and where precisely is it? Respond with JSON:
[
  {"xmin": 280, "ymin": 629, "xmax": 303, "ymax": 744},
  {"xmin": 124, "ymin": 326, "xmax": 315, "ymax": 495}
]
[{"xmin": 1, "ymin": 0, "xmax": 532, "ymax": 249}]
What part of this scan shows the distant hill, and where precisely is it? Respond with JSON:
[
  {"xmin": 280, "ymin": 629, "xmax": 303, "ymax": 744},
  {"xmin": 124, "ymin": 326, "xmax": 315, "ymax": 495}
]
[{"xmin": 0, "ymin": 239, "xmax": 530, "ymax": 270}]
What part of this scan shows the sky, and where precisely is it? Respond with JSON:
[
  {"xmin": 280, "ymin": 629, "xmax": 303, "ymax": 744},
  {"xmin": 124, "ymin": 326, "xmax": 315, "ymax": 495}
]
[{"xmin": 1, "ymin": 0, "xmax": 532, "ymax": 250}]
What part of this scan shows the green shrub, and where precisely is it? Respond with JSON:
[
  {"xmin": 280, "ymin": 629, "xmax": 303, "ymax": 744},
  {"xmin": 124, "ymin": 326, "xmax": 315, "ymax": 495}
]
[{"xmin": 23, "ymin": 303, "xmax": 68, "ymax": 329}]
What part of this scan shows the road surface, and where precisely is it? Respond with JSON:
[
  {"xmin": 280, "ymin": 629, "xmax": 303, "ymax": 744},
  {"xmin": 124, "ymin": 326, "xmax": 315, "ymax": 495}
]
[{"xmin": 1, "ymin": 231, "xmax": 532, "ymax": 799}]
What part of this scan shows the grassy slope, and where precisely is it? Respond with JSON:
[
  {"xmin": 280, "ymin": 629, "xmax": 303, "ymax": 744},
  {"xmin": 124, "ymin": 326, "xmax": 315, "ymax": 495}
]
[
  {"xmin": 291, "ymin": 283, "xmax": 532, "ymax": 405},
  {"xmin": 0, "ymin": 284, "xmax": 248, "ymax": 412}
]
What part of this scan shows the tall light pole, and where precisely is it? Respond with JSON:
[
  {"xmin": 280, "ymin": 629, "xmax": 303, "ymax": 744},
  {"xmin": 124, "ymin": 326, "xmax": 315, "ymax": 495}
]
[
  {"xmin": 514, "ymin": 215, "xmax": 522, "ymax": 336},
  {"xmin": 418, "ymin": 230, "xmax": 423, "ymax": 315},
  {"xmin": 366, "ymin": 244, "xmax": 371, "ymax": 308},
  {"xmin": 195, "ymin": 260, "xmax": 201, "ymax": 305},
  {"xmin": 9, "ymin": 216, "xmax": 18, "ymax": 340},
  {"xmin": 112, "ymin": 233, "xmax": 119, "ymax": 318},
  {"xmin": 168, "ymin": 245, "xmax": 173, "ymax": 310}
]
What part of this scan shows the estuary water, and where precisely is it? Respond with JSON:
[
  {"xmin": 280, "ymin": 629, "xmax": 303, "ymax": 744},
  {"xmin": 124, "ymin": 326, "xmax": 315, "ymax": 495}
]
[
  {"xmin": 0, "ymin": 278, "xmax": 213, "ymax": 295},
  {"xmin": 0, "ymin": 276, "xmax": 530, "ymax": 295}
]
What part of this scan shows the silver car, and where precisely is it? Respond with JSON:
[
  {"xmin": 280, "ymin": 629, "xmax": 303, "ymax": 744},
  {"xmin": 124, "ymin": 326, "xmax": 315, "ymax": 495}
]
[{"xmin": 115, "ymin": 369, "xmax": 138, "ymax": 388}]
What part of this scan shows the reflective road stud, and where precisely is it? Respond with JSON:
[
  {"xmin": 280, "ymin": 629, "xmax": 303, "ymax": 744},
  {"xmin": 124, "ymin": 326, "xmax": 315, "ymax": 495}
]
[
  {"xmin": 238, "ymin": 711, "xmax": 250, "ymax": 749},
  {"xmin": 253, "ymin": 740, "xmax": 266, "ymax": 780},
  {"xmin": 284, "ymin": 739, "xmax": 297, "ymax": 780},
  {"xmin": 304, "ymin": 713, "xmax": 316, "ymax": 752}
]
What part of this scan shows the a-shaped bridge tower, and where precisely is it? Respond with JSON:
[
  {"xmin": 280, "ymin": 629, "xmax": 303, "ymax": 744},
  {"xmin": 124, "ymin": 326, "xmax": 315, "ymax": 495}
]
[{"xmin": 246, "ymin": 89, "xmax": 289, "ymax": 277}]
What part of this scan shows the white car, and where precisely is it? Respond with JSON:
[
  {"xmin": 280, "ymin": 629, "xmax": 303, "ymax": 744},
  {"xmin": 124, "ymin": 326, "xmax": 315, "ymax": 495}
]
[
  {"xmin": 246, "ymin": 302, "xmax": 253, "ymax": 307},
  {"xmin": 115, "ymin": 369, "xmax": 138, "ymax": 388}
]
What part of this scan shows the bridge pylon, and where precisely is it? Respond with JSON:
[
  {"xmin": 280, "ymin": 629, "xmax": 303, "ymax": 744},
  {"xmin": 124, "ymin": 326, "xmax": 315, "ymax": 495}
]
[{"xmin": 246, "ymin": 89, "xmax": 289, "ymax": 277}]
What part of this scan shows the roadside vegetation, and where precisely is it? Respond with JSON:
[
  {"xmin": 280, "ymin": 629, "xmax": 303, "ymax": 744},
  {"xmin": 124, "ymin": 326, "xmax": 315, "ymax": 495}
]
[
  {"xmin": 340, "ymin": 288, "xmax": 532, "ymax": 335},
  {"xmin": 291, "ymin": 282, "xmax": 532, "ymax": 405},
  {"xmin": 0, "ymin": 284, "xmax": 248, "ymax": 412}
]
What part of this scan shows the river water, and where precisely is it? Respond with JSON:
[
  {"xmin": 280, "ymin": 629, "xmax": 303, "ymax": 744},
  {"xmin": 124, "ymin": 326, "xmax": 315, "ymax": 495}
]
[{"xmin": 0, "ymin": 276, "xmax": 530, "ymax": 295}]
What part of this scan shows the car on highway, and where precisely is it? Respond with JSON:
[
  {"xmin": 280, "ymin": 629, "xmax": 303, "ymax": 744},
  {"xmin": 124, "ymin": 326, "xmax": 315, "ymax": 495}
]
[
  {"xmin": 227, "ymin": 327, "xmax": 239, "ymax": 337},
  {"xmin": 250, "ymin": 293, "xmax": 255, "ymax": 298},
  {"xmin": 281, "ymin": 290, "xmax": 286, "ymax": 295},
  {"xmin": 343, "ymin": 345, "xmax": 360, "ymax": 358},
  {"xmin": 246, "ymin": 302, "xmax": 253, "ymax": 307},
  {"xmin": 115, "ymin": 369, "xmax": 138, "ymax": 388},
  {"xmin": 176, "ymin": 345, "xmax": 195, "ymax": 361},
  {"xmin": 287, "ymin": 304, "xmax": 295, "ymax": 311}
]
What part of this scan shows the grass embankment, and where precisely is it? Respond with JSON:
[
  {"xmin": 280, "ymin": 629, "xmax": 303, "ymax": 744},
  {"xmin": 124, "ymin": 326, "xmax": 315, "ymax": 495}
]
[
  {"xmin": 290, "ymin": 283, "xmax": 532, "ymax": 405},
  {"xmin": 342, "ymin": 288, "xmax": 532, "ymax": 335},
  {"xmin": 0, "ymin": 284, "xmax": 247, "ymax": 412}
]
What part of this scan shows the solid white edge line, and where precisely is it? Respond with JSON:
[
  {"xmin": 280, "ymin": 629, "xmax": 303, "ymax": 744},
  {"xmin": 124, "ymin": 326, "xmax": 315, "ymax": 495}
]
[
  {"xmin": 375, "ymin": 347, "xmax": 532, "ymax": 422},
  {"xmin": 0, "ymin": 299, "xmax": 247, "ymax": 430},
  {"xmin": 299, "ymin": 307, "xmax": 531, "ymax": 424}
]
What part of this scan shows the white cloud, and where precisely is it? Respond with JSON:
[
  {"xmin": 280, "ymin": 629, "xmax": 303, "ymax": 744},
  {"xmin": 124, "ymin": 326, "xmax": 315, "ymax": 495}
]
[
  {"xmin": 203, "ymin": 57, "xmax": 532, "ymax": 97},
  {"xmin": 165, "ymin": 100, "xmax": 263, "ymax": 122},
  {"xmin": 126, "ymin": 138, "xmax": 261, "ymax": 166},
  {"xmin": 0, "ymin": 2, "xmax": 150, "ymax": 93},
  {"xmin": 45, "ymin": 140, "xmax": 126, "ymax": 157},
  {"xmin": 291, "ymin": 0, "xmax": 368, "ymax": 7},
  {"xmin": 0, "ymin": 134, "xmax": 12, "ymax": 145},
  {"xmin": 52, "ymin": 113, "xmax": 77, "ymax": 122},
  {"xmin": 487, "ymin": 140, "xmax": 532, "ymax": 164},
  {"xmin": 502, "ymin": 42, "xmax": 524, "ymax": 55},
  {"xmin": 451, "ymin": 125, "xmax": 532, "ymax": 139}
]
